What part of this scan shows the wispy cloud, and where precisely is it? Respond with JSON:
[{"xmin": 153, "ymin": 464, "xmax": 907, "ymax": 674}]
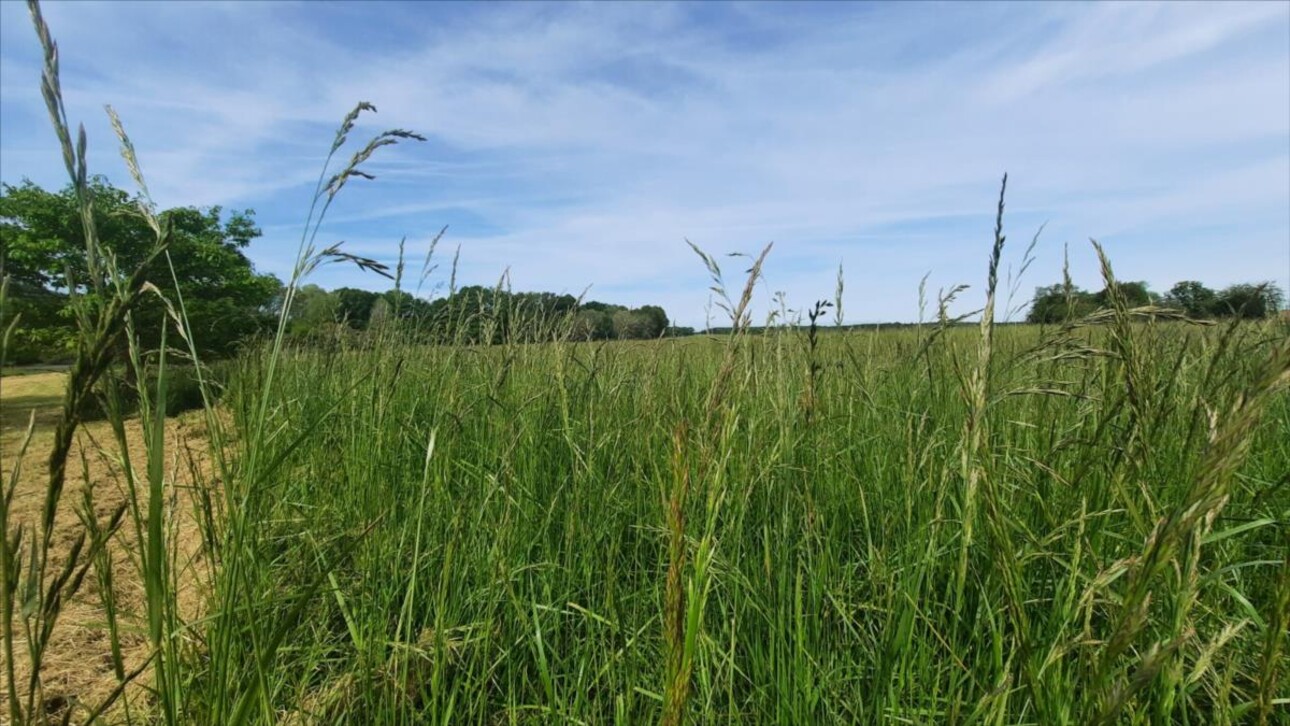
[{"xmin": 2, "ymin": 1, "xmax": 1286, "ymax": 325}]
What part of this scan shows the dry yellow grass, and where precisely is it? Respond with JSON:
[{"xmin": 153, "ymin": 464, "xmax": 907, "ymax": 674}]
[{"xmin": 1, "ymin": 371, "xmax": 212, "ymax": 723}]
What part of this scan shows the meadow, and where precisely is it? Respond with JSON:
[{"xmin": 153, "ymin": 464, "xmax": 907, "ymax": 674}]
[
  {"xmin": 3, "ymin": 2, "xmax": 1289, "ymax": 724},
  {"xmin": 191, "ymin": 308, "xmax": 1290, "ymax": 725},
  {"xmin": 6, "ymin": 284, "xmax": 1288, "ymax": 724}
]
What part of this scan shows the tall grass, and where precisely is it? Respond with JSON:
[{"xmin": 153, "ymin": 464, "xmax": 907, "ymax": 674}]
[
  {"xmin": 3, "ymin": 2, "xmax": 1289, "ymax": 724},
  {"xmin": 3, "ymin": 2, "xmax": 179, "ymax": 723},
  {"xmin": 188, "ymin": 300, "xmax": 1285, "ymax": 725}
]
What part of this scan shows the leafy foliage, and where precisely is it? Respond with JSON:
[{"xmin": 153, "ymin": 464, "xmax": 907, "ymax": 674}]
[
  {"xmin": 1164, "ymin": 280, "xmax": 1218, "ymax": 318},
  {"xmin": 0, "ymin": 178, "xmax": 281, "ymax": 360},
  {"xmin": 278, "ymin": 282, "xmax": 676, "ymax": 343},
  {"xmin": 1027, "ymin": 277, "xmax": 1285, "ymax": 324},
  {"xmin": 1208, "ymin": 283, "xmax": 1286, "ymax": 319}
]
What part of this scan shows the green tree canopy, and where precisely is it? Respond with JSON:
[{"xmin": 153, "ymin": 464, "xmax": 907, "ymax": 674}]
[
  {"xmin": 1162, "ymin": 281, "xmax": 1217, "ymax": 319},
  {"xmin": 1213, "ymin": 283, "xmax": 1284, "ymax": 320},
  {"xmin": 333, "ymin": 287, "xmax": 381, "ymax": 329},
  {"xmin": 1025, "ymin": 283, "xmax": 1095, "ymax": 324},
  {"xmin": 287, "ymin": 284, "xmax": 338, "ymax": 336},
  {"xmin": 1091, "ymin": 280, "xmax": 1154, "ymax": 308},
  {"xmin": 1, "ymin": 177, "xmax": 280, "ymax": 360},
  {"xmin": 1029, "ymin": 277, "xmax": 1284, "ymax": 324}
]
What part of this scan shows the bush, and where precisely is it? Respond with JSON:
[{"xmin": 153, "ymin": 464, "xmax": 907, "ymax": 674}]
[{"xmin": 82, "ymin": 364, "xmax": 225, "ymax": 420}]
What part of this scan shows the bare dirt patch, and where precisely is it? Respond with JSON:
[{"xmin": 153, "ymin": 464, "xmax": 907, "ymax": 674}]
[{"xmin": 2, "ymin": 371, "xmax": 217, "ymax": 723}]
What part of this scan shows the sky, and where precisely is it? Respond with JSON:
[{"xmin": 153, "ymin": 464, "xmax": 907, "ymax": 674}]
[{"xmin": 1, "ymin": 1, "xmax": 1287, "ymax": 327}]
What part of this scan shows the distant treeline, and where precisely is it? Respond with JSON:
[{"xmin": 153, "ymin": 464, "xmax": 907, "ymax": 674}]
[
  {"xmin": 702, "ymin": 279, "xmax": 1287, "ymax": 335},
  {"xmin": 287, "ymin": 284, "xmax": 693, "ymax": 344},
  {"xmin": 5, "ymin": 179, "xmax": 1285, "ymax": 365},
  {"xmin": 1027, "ymin": 280, "xmax": 1285, "ymax": 324},
  {"xmin": 0, "ymin": 178, "xmax": 690, "ymax": 364},
  {"xmin": 702, "ymin": 322, "xmax": 946, "ymax": 335}
]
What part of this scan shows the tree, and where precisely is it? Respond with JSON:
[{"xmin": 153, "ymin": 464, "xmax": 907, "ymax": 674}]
[
  {"xmin": 634, "ymin": 305, "xmax": 669, "ymax": 338},
  {"xmin": 581, "ymin": 300, "xmax": 621, "ymax": 314},
  {"xmin": 423, "ymin": 285, "xmax": 498, "ymax": 343},
  {"xmin": 571, "ymin": 309, "xmax": 613, "ymax": 340},
  {"xmin": 1213, "ymin": 283, "xmax": 1284, "ymax": 320},
  {"xmin": 377, "ymin": 289, "xmax": 432, "ymax": 323},
  {"xmin": 1, "ymin": 179, "xmax": 152, "ymax": 292},
  {"xmin": 611, "ymin": 310, "xmax": 651, "ymax": 339},
  {"xmin": 1092, "ymin": 281, "xmax": 1153, "ymax": 308},
  {"xmin": 1163, "ymin": 281, "xmax": 1216, "ymax": 318},
  {"xmin": 0, "ymin": 281, "xmax": 70, "ymax": 363},
  {"xmin": 288, "ymin": 284, "xmax": 338, "ymax": 335},
  {"xmin": 145, "ymin": 205, "xmax": 280, "ymax": 354},
  {"xmin": 0, "ymin": 178, "xmax": 280, "ymax": 358},
  {"xmin": 1028, "ymin": 277, "xmax": 1284, "ymax": 324},
  {"xmin": 333, "ymin": 287, "xmax": 380, "ymax": 329},
  {"xmin": 1026, "ymin": 284, "xmax": 1095, "ymax": 324},
  {"xmin": 1028, "ymin": 280, "xmax": 1164, "ymax": 324}
]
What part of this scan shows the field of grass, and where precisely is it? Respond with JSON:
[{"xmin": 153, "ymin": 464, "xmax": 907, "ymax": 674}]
[
  {"xmin": 6, "ymin": 311, "xmax": 1289, "ymax": 723},
  {"xmin": 159, "ymin": 313, "xmax": 1280, "ymax": 725},
  {"xmin": 9, "ymin": 292, "xmax": 1288, "ymax": 725},
  {"xmin": 4, "ymin": 4, "xmax": 1288, "ymax": 722}
]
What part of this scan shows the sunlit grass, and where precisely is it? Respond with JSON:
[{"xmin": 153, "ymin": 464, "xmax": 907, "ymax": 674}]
[
  {"xmin": 2, "ymin": 2, "xmax": 1288, "ymax": 724},
  {"xmin": 187, "ymin": 310, "xmax": 1287, "ymax": 724}
]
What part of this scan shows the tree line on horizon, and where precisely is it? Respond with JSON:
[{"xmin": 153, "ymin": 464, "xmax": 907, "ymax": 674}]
[
  {"xmin": 0, "ymin": 178, "xmax": 687, "ymax": 364},
  {"xmin": 287, "ymin": 283, "xmax": 687, "ymax": 344},
  {"xmin": 1026, "ymin": 279, "xmax": 1285, "ymax": 324},
  {"xmin": 3, "ymin": 178, "xmax": 1285, "ymax": 363}
]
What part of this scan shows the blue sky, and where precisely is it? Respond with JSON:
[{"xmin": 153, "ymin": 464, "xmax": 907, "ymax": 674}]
[{"xmin": 1, "ymin": 1, "xmax": 1287, "ymax": 326}]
